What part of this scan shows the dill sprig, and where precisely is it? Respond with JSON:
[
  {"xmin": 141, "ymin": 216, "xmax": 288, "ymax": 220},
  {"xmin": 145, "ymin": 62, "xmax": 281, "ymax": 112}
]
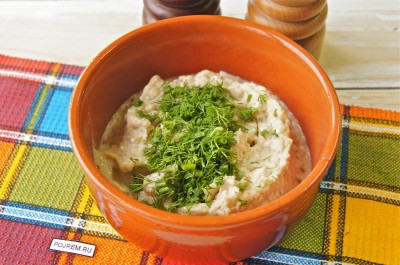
[{"xmin": 130, "ymin": 82, "xmax": 257, "ymax": 211}]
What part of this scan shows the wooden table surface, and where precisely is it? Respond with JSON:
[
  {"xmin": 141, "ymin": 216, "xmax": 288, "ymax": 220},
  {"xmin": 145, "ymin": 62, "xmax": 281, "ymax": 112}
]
[{"xmin": 1, "ymin": 0, "xmax": 399, "ymax": 111}]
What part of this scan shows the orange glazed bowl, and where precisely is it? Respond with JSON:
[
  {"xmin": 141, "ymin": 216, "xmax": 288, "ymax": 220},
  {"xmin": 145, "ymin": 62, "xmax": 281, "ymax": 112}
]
[{"xmin": 69, "ymin": 16, "xmax": 341, "ymax": 264}]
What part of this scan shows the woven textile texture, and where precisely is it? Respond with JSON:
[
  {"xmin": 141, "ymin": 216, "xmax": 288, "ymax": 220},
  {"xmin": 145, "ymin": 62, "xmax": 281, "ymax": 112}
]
[{"xmin": 0, "ymin": 54, "xmax": 399, "ymax": 265}]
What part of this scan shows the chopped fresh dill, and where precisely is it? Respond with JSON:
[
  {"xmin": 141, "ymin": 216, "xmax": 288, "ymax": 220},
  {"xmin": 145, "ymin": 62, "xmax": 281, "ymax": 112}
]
[
  {"xmin": 246, "ymin": 94, "xmax": 253, "ymax": 103},
  {"xmin": 132, "ymin": 99, "xmax": 143, "ymax": 107},
  {"xmin": 237, "ymin": 182, "xmax": 249, "ymax": 191},
  {"xmin": 238, "ymin": 199, "xmax": 248, "ymax": 206},
  {"xmin": 130, "ymin": 164, "xmax": 150, "ymax": 193},
  {"xmin": 273, "ymin": 108, "xmax": 278, "ymax": 117},
  {"xmin": 261, "ymin": 130, "xmax": 268, "ymax": 138},
  {"xmin": 261, "ymin": 129, "xmax": 279, "ymax": 138},
  {"xmin": 130, "ymin": 82, "xmax": 258, "ymax": 211},
  {"xmin": 136, "ymin": 109, "xmax": 159, "ymax": 123},
  {"xmin": 258, "ymin": 94, "xmax": 267, "ymax": 104},
  {"xmin": 271, "ymin": 129, "xmax": 279, "ymax": 137},
  {"xmin": 238, "ymin": 107, "xmax": 257, "ymax": 122}
]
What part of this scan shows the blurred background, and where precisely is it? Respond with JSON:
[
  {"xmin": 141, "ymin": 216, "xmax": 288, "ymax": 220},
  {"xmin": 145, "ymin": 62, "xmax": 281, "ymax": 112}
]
[{"xmin": 1, "ymin": 0, "xmax": 399, "ymax": 110}]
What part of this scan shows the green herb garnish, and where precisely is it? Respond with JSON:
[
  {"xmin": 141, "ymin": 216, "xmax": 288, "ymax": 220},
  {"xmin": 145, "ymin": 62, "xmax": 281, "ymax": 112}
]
[
  {"xmin": 136, "ymin": 109, "xmax": 159, "ymax": 123},
  {"xmin": 238, "ymin": 107, "xmax": 257, "ymax": 122},
  {"xmin": 261, "ymin": 129, "xmax": 279, "ymax": 138},
  {"xmin": 246, "ymin": 94, "xmax": 253, "ymax": 103},
  {"xmin": 238, "ymin": 199, "xmax": 248, "ymax": 206},
  {"xmin": 132, "ymin": 99, "xmax": 144, "ymax": 107},
  {"xmin": 237, "ymin": 180, "xmax": 250, "ymax": 191},
  {"xmin": 131, "ymin": 82, "xmax": 257, "ymax": 211},
  {"xmin": 258, "ymin": 94, "xmax": 267, "ymax": 104}
]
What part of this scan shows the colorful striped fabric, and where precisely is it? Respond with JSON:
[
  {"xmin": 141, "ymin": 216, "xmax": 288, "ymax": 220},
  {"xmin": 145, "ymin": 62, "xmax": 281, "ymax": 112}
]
[{"xmin": 0, "ymin": 54, "xmax": 399, "ymax": 265}]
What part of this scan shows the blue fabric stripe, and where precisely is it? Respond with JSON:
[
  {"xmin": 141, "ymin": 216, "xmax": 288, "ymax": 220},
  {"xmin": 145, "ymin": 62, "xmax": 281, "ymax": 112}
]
[
  {"xmin": 323, "ymin": 157, "xmax": 336, "ymax": 182},
  {"xmin": 248, "ymin": 250, "xmax": 323, "ymax": 265},
  {"xmin": 0, "ymin": 202, "xmax": 69, "ymax": 230},
  {"xmin": 39, "ymin": 90, "xmax": 71, "ymax": 135},
  {"xmin": 334, "ymin": 106, "xmax": 351, "ymax": 261},
  {"xmin": 29, "ymin": 142, "xmax": 72, "ymax": 152},
  {"xmin": 248, "ymin": 246, "xmax": 327, "ymax": 264},
  {"xmin": 340, "ymin": 106, "xmax": 350, "ymax": 184},
  {"xmin": 35, "ymin": 131, "xmax": 70, "ymax": 140}
]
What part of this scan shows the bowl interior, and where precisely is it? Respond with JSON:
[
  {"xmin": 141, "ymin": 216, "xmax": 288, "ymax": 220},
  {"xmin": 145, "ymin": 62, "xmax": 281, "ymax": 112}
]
[{"xmin": 70, "ymin": 16, "xmax": 340, "ymax": 222}]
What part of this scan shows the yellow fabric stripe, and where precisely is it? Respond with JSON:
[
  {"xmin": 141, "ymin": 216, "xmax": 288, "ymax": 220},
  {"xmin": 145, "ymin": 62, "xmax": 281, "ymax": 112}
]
[
  {"xmin": 83, "ymin": 220, "xmax": 122, "ymax": 238},
  {"xmin": 147, "ymin": 254, "xmax": 157, "ymax": 264},
  {"xmin": 88, "ymin": 200, "xmax": 103, "ymax": 217},
  {"xmin": 75, "ymin": 184, "xmax": 92, "ymax": 214},
  {"xmin": 343, "ymin": 197, "xmax": 400, "ymax": 264},
  {"xmin": 0, "ymin": 145, "xmax": 27, "ymax": 198},
  {"xmin": 26, "ymin": 63, "xmax": 61, "ymax": 132}
]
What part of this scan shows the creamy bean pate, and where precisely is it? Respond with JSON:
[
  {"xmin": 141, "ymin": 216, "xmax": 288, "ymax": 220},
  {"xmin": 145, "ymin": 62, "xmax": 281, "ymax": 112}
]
[{"xmin": 95, "ymin": 70, "xmax": 311, "ymax": 215}]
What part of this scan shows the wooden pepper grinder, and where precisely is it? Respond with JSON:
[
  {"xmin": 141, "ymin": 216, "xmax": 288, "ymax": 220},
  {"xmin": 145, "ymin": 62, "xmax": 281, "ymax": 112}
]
[
  {"xmin": 246, "ymin": 0, "xmax": 327, "ymax": 59},
  {"xmin": 143, "ymin": 0, "xmax": 221, "ymax": 24}
]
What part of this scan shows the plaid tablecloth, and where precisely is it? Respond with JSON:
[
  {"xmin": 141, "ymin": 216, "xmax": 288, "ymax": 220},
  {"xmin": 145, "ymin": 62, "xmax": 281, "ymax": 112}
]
[{"xmin": 0, "ymin": 54, "xmax": 399, "ymax": 265}]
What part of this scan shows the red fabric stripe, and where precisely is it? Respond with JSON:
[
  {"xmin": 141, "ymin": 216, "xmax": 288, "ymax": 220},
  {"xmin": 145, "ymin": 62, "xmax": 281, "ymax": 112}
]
[{"xmin": 0, "ymin": 219, "xmax": 64, "ymax": 264}]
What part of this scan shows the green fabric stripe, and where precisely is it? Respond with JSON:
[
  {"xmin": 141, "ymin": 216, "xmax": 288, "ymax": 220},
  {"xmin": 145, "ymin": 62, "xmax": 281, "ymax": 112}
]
[
  {"xmin": 347, "ymin": 133, "xmax": 400, "ymax": 188},
  {"xmin": 278, "ymin": 193, "xmax": 327, "ymax": 252},
  {"xmin": 9, "ymin": 147, "xmax": 83, "ymax": 210}
]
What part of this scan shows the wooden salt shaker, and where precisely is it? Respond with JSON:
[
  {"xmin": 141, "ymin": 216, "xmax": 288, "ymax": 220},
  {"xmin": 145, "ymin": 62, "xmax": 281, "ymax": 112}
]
[
  {"xmin": 246, "ymin": 0, "xmax": 327, "ymax": 59},
  {"xmin": 143, "ymin": 0, "xmax": 221, "ymax": 24}
]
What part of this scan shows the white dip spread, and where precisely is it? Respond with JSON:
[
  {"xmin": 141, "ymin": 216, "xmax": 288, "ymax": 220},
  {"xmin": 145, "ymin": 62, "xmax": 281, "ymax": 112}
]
[{"xmin": 97, "ymin": 70, "xmax": 311, "ymax": 216}]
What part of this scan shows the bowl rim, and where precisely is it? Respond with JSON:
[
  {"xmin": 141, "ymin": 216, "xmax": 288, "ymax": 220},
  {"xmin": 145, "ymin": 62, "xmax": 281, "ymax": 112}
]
[{"xmin": 68, "ymin": 15, "xmax": 341, "ymax": 228}]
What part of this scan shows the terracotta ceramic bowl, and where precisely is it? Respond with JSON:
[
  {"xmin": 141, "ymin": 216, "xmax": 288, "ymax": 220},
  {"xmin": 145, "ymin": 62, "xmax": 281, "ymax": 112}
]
[{"xmin": 69, "ymin": 16, "xmax": 341, "ymax": 264}]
